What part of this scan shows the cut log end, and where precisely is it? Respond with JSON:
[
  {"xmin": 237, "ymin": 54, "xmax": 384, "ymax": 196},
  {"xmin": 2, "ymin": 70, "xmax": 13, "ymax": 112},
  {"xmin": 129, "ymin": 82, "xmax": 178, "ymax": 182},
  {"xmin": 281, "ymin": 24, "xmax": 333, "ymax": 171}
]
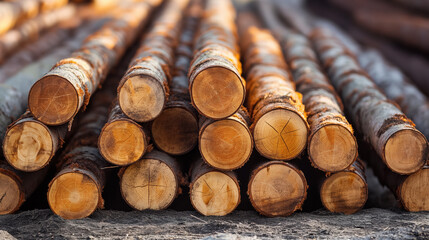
[
  {"xmin": 200, "ymin": 119, "xmax": 252, "ymax": 170},
  {"xmin": 309, "ymin": 124, "xmax": 357, "ymax": 172},
  {"xmin": 190, "ymin": 171, "xmax": 240, "ymax": 216},
  {"xmin": 48, "ymin": 172, "xmax": 100, "ymax": 220},
  {"xmin": 120, "ymin": 158, "xmax": 178, "ymax": 211},
  {"xmin": 320, "ymin": 171, "xmax": 367, "ymax": 214},
  {"xmin": 151, "ymin": 107, "xmax": 199, "ymax": 155},
  {"xmin": 248, "ymin": 162, "xmax": 307, "ymax": 217},
  {"xmin": 253, "ymin": 109, "xmax": 308, "ymax": 160},
  {"xmin": 384, "ymin": 129, "xmax": 427, "ymax": 174},
  {"xmin": 4, "ymin": 121, "xmax": 54, "ymax": 172},
  {"xmin": 191, "ymin": 67, "xmax": 244, "ymax": 119},
  {"xmin": 119, "ymin": 75, "xmax": 166, "ymax": 122},
  {"xmin": 28, "ymin": 76, "xmax": 79, "ymax": 126},
  {"xmin": 99, "ymin": 120, "xmax": 147, "ymax": 166},
  {"xmin": 399, "ymin": 167, "xmax": 429, "ymax": 211},
  {"xmin": 0, "ymin": 172, "xmax": 22, "ymax": 215}
]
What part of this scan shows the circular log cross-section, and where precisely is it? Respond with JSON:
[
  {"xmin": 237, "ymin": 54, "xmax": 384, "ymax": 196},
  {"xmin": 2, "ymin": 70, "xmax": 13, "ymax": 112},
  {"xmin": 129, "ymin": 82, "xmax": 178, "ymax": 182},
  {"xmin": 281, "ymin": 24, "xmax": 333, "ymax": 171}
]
[
  {"xmin": 0, "ymin": 171, "xmax": 22, "ymax": 215},
  {"xmin": 253, "ymin": 109, "xmax": 308, "ymax": 160},
  {"xmin": 99, "ymin": 119, "xmax": 147, "ymax": 166},
  {"xmin": 199, "ymin": 118, "xmax": 252, "ymax": 170},
  {"xmin": 399, "ymin": 167, "xmax": 429, "ymax": 211},
  {"xmin": 151, "ymin": 107, "xmax": 199, "ymax": 155},
  {"xmin": 384, "ymin": 129, "xmax": 427, "ymax": 174},
  {"xmin": 3, "ymin": 119, "xmax": 57, "ymax": 172},
  {"xmin": 320, "ymin": 171, "xmax": 368, "ymax": 214},
  {"xmin": 190, "ymin": 66, "xmax": 245, "ymax": 119},
  {"xmin": 48, "ymin": 170, "xmax": 101, "ymax": 220},
  {"xmin": 190, "ymin": 170, "xmax": 240, "ymax": 216},
  {"xmin": 248, "ymin": 161, "xmax": 307, "ymax": 217},
  {"xmin": 118, "ymin": 75, "xmax": 166, "ymax": 123},
  {"xmin": 120, "ymin": 157, "xmax": 179, "ymax": 211},
  {"xmin": 308, "ymin": 125, "xmax": 357, "ymax": 172}
]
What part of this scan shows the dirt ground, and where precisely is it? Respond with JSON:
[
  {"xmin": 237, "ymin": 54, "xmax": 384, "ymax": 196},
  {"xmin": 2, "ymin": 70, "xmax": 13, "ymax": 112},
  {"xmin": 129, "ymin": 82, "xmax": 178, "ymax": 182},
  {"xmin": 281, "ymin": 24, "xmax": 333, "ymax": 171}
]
[{"xmin": 0, "ymin": 208, "xmax": 427, "ymax": 239}]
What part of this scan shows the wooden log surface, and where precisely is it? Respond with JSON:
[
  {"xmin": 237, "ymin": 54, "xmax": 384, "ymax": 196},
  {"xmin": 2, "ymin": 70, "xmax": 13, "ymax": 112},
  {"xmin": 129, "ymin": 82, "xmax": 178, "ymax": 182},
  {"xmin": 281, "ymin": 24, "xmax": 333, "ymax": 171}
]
[
  {"xmin": 28, "ymin": 0, "xmax": 161, "ymax": 126},
  {"xmin": 188, "ymin": 0, "xmax": 245, "ymax": 119},
  {"xmin": 151, "ymin": 0, "xmax": 201, "ymax": 156},
  {"xmin": 237, "ymin": 14, "xmax": 308, "ymax": 161},
  {"xmin": 119, "ymin": 150, "xmax": 184, "ymax": 211},
  {"xmin": 117, "ymin": 0, "xmax": 189, "ymax": 123},
  {"xmin": 248, "ymin": 160, "xmax": 307, "ymax": 217},
  {"xmin": 189, "ymin": 158, "xmax": 240, "ymax": 216}
]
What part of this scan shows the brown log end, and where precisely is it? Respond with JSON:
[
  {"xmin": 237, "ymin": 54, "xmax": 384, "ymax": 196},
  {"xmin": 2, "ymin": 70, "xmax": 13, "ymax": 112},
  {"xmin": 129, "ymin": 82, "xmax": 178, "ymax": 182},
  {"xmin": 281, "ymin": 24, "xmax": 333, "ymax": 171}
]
[
  {"xmin": 248, "ymin": 161, "xmax": 307, "ymax": 217},
  {"xmin": 0, "ymin": 170, "xmax": 23, "ymax": 215},
  {"xmin": 384, "ymin": 129, "xmax": 427, "ymax": 174},
  {"xmin": 120, "ymin": 158, "xmax": 179, "ymax": 210},
  {"xmin": 47, "ymin": 170, "xmax": 101, "ymax": 220},
  {"xmin": 3, "ymin": 120, "xmax": 55, "ymax": 172},
  {"xmin": 399, "ymin": 167, "xmax": 429, "ymax": 211},
  {"xmin": 190, "ymin": 67, "xmax": 245, "ymax": 119},
  {"xmin": 190, "ymin": 171, "xmax": 240, "ymax": 216},
  {"xmin": 151, "ymin": 107, "xmax": 199, "ymax": 155},
  {"xmin": 200, "ymin": 119, "xmax": 253, "ymax": 170},
  {"xmin": 118, "ymin": 75, "xmax": 166, "ymax": 122},
  {"xmin": 28, "ymin": 75, "xmax": 79, "ymax": 126},
  {"xmin": 308, "ymin": 124, "xmax": 357, "ymax": 172},
  {"xmin": 253, "ymin": 109, "xmax": 308, "ymax": 160},
  {"xmin": 98, "ymin": 119, "xmax": 147, "ymax": 166},
  {"xmin": 320, "ymin": 171, "xmax": 368, "ymax": 214}
]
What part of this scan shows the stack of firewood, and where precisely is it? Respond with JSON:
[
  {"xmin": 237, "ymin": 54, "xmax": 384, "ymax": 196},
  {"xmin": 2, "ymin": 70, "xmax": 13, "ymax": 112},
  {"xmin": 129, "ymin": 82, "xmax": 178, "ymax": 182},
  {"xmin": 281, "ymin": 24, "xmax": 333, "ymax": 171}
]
[{"xmin": 0, "ymin": 0, "xmax": 428, "ymax": 219}]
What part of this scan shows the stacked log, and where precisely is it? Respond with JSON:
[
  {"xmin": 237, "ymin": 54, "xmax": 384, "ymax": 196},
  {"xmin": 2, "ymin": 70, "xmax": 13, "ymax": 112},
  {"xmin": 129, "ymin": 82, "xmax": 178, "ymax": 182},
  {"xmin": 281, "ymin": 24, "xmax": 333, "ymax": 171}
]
[
  {"xmin": 28, "ymin": 0, "xmax": 161, "ymax": 126},
  {"xmin": 117, "ymin": 0, "xmax": 189, "ymax": 123},
  {"xmin": 311, "ymin": 27, "xmax": 428, "ymax": 175},
  {"xmin": 188, "ymin": 0, "xmax": 245, "ymax": 119},
  {"xmin": 151, "ymin": 0, "xmax": 201, "ymax": 156}
]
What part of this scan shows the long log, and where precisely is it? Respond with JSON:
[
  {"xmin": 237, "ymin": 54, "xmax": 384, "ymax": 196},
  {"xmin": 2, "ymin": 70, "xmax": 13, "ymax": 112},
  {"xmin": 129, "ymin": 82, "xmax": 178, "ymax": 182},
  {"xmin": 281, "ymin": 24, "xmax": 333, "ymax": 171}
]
[
  {"xmin": 188, "ymin": 0, "xmax": 245, "ymax": 119},
  {"xmin": 248, "ymin": 160, "xmax": 307, "ymax": 217},
  {"xmin": 310, "ymin": 28, "xmax": 428, "ymax": 175},
  {"xmin": 189, "ymin": 158, "xmax": 240, "ymax": 216},
  {"xmin": 0, "ymin": 18, "xmax": 105, "ymax": 143},
  {"xmin": 237, "ymin": 14, "xmax": 308, "ymax": 161},
  {"xmin": 117, "ymin": 0, "xmax": 189, "ymax": 123},
  {"xmin": 150, "ymin": 0, "xmax": 201, "ymax": 155},
  {"xmin": 199, "ymin": 107, "xmax": 253, "ymax": 170},
  {"xmin": 119, "ymin": 150, "xmax": 184, "ymax": 211},
  {"xmin": 28, "ymin": 1, "xmax": 161, "ymax": 126}
]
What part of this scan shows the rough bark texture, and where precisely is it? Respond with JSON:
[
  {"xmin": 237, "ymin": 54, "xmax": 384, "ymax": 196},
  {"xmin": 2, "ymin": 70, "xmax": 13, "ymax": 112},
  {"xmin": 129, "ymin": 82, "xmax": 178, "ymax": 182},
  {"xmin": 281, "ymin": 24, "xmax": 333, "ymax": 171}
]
[
  {"xmin": 28, "ymin": 1, "xmax": 160, "ymax": 126},
  {"xmin": 238, "ymin": 14, "xmax": 308, "ymax": 161},
  {"xmin": 117, "ymin": 0, "xmax": 189, "ymax": 123},
  {"xmin": 188, "ymin": 0, "xmax": 245, "ymax": 119},
  {"xmin": 0, "ymin": 5, "xmax": 76, "ymax": 63},
  {"xmin": 151, "ymin": 0, "xmax": 201, "ymax": 155},
  {"xmin": 311, "ymin": 27, "xmax": 428, "ymax": 175},
  {"xmin": 0, "ymin": 18, "xmax": 104, "ymax": 143}
]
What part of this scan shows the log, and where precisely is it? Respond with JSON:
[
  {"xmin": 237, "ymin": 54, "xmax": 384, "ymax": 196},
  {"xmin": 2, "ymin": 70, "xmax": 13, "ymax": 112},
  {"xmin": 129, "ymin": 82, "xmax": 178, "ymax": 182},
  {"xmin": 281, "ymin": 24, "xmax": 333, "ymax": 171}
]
[
  {"xmin": 238, "ymin": 15, "xmax": 308, "ymax": 161},
  {"xmin": 47, "ymin": 90, "xmax": 113, "ymax": 220},
  {"xmin": 119, "ymin": 150, "xmax": 184, "ymax": 211},
  {"xmin": 3, "ymin": 112, "xmax": 68, "ymax": 172},
  {"xmin": 390, "ymin": 0, "xmax": 429, "ymax": 13},
  {"xmin": 98, "ymin": 102, "xmax": 150, "ymax": 166},
  {"xmin": 248, "ymin": 160, "xmax": 307, "ymax": 217},
  {"xmin": 320, "ymin": 159, "xmax": 368, "ymax": 214},
  {"xmin": 28, "ymin": 1, "xmax": 161, "ymax": 126},
  {"xmin": 0, "ymin": 5, "xmax": 76, "ymax": 63},
  {"xmin": 189, "ymin": 158, "xmax": 240, "ymax": 216},
  {"xmin": 151, "ymin": 0, "xmax": 201, "ymax": 155},
  {"xmin": 188, "ymin": 0, "xmax": 245, "ymax": 119},
  {"xmin": 117, "ymin": 0, "xmax": 189, "ymax": 122},
  {"xmin": 199, "ymin": 107, "xmax": 253, "ymax": 170},
  {"xmin": 311, "ymin": 28, "xmax": 428, "ymax": 175},
  {"xmin": 0, "ymin": 161, "xmax": 49, "ymax": 214},
  {"xmin": 0, "ymin": 18, "xmax": 104, "ymax": 144}
]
